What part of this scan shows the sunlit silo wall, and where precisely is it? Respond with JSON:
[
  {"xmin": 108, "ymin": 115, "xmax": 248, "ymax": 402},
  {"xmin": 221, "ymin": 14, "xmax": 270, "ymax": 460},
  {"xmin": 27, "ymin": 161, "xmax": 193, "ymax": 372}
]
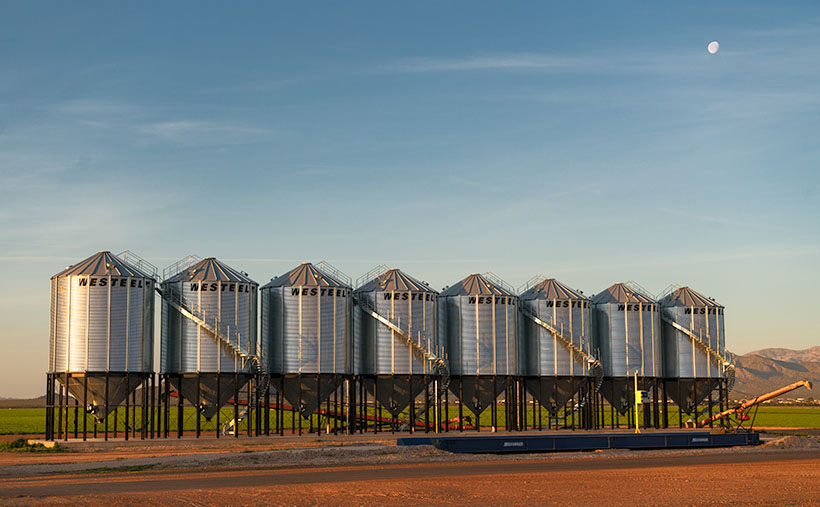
[
  {"xmin": 353, "ymin": 266, "xmax": 439, "ymax": 415},
  {"xmin": 261, "ymin": 262, "xmax": 352, "ymax": 416},
  {"xmin": 592, "ymin": 282, "xmax": 661, "ymax": 415},
  {"xmin": 161, "ymin": 256, "xmax": 257, "ymax": 418},
  {"xmin": 520, "ymin": 277, "xmax": 592, "ymax": 377},
  {"xmin": 48, "ymin": 251, "xmax": 155, "ymax": 420},
  {"xmin": 519, "ymin": 276, "xmax": 594, "ymax": 413},
  {"xmin": 660, "ymin": 286, "xmax": 727, "ymax": 412},
  {"xmin": 439, "ymin": 273, "xmax": 518, "ymax": 416}
]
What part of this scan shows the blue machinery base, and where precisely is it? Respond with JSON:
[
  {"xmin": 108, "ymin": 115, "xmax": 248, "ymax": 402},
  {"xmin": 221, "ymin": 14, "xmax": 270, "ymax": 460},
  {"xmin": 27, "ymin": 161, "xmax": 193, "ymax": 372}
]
[{"xmin": 397, "ymin": 431, "xmax": 760, "ymax": 453}]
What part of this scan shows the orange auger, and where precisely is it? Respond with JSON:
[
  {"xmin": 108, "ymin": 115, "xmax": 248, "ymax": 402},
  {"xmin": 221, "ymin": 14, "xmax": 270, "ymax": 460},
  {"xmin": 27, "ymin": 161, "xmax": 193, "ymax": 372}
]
[{"xmin": 696, "ymin": 380, "xmax": 812, "ymax": 428}]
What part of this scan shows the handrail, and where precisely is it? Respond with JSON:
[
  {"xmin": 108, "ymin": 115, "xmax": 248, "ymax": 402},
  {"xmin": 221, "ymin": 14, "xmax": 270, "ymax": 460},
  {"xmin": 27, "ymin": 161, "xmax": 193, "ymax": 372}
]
[
  {"xmin": 517, "ymin": 274, "xmax": 548, "ymax": 294},
  {"xmin": 117, "ymin": 250, "xmax": 158, "ymax": 278},
  {"xmin": 156, "ymin": 286, "xmax": 268, "ymax": 433},
  {"xmin": 482, "ymin": 272, "xmax": 517, "ymax": 295},
  {"xmin": 661, "ymin": 316, "xmax": 731, "ymax": 369},
  {"xmin": 354, "ymin": 294, "xmax": 449, "ymax": 389},
  {"xmin": 520, "ymin": 306, "xmax": 603, "ymax": 393},
  {"xmin": 625, "ymin": 280, "xmax": 655, "ymax": 301},
  {"xmin": 356, "ymin": 265, "xmax": 390, "ymax": 289},
  {"xmin": 316, "ymin": 261, "xmax": 352, "ymax": 287},
  {"xmin": 158, "ymin": 288, "xmax": 257, "ymax": 366},
  {"xmin": 162, "ymin": 255, "xmax": 201, "ymax": 282},
  {"xmin": 661, "ymin": 315, "xmax": 736, "ymax": 392},
  {"xmin": 656, "ymin": 283, "xmax": 681, "ymax": 301}
]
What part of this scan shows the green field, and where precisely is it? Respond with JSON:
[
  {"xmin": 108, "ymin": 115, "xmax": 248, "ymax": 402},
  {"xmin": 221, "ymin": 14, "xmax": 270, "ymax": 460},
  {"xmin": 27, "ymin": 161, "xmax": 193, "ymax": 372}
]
[
  {"xmin": 3, "ymin": 405, "xmax": 819, "ymax": 436},
  {"xmin": 0, "ymin": 409, "xmax": 45, "ymax": 435}
]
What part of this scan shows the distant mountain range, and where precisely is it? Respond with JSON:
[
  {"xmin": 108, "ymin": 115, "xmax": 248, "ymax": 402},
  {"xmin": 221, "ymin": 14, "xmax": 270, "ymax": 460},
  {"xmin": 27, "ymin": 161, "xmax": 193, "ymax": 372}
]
[
  {"xmin": 746, "ymin": 346, "xmax": 820, "ymax": 364},
  {"xmin": 732, "ymin": 349, "xmax": 819, "ymax": 399}
]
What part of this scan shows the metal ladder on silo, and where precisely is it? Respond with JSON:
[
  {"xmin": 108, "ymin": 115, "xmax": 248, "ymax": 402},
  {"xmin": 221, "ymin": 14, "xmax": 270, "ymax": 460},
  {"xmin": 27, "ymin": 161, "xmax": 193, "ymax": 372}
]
[
  {"xmin": 520, "ymin": 308, "xmax": 604, "ymax": 395},
  {"xmin": 353, "ymin": 295, "xmax": 450, "ymax": 390},
  {"xmin": 661, "ymin": 316, "xmax": 736, "ymax": 392},
  {"xmin": 155, "ymin": 287, "xmax": 269, "ymax": 434}
]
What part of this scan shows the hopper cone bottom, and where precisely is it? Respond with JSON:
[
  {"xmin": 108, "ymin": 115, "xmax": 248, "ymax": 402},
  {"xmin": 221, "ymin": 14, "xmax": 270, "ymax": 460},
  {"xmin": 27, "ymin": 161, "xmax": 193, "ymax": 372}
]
[
  {"xmin": 169, "ymin": 373, "xmax": 253, "ymax": 420},
  {"xmin": 525, "ymin": 377, "xmax": 585, "ymax": 416},
  {"xmin": 60, "ymin": 373, "xmax": 146, "ymax": 421},
  {"xmin": 447, "ymin": 376, "xmax": 508, "ymax": 416},
  {"xmin": 600, "ymin": 378, "xmax": 635, "ymax": 416},
  {"xmin": 665, "ymin": 378, "xmax": 722, "ymax": 414},
  {"xmin": 362, "ymin": 375, "xmax": 431, "ymax": 417},
  {"xmin": 279, "ymin": 374, "xmax": 343, "ymax": 418}
]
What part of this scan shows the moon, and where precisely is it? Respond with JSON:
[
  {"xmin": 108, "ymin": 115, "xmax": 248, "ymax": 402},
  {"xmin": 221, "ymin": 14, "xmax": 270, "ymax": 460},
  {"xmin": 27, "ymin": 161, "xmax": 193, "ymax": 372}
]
[{"xmin": 707, "ymin": 41, "xmax": 719, "ymax": 54}]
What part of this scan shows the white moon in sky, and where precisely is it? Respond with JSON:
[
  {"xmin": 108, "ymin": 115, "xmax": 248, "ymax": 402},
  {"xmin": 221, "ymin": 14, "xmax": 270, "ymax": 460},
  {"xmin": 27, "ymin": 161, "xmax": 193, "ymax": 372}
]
[{"xmin": 708, "ymin": 41, "xmax": 719, "ymax": 54}]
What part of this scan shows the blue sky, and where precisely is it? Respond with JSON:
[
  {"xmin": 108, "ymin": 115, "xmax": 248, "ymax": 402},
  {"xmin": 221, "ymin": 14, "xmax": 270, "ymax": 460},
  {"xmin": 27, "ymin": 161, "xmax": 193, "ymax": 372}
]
[{"xmin": 1, "ymin": 2, "xmax": 819, "ymax": 396}]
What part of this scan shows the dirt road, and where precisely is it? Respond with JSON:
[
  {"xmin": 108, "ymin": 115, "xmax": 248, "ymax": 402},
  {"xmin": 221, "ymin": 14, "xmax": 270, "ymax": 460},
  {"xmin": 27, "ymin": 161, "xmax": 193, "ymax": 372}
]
[{"xmin": 2, "ymin": 447, "xmax": 820, "ymax": 506}]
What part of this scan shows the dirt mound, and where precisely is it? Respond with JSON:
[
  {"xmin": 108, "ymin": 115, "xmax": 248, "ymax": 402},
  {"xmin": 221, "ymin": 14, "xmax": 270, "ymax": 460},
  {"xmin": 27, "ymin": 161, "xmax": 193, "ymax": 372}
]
[{"xmin": 762, "ymin": 435, "xmax": 820, "ymax": 449}]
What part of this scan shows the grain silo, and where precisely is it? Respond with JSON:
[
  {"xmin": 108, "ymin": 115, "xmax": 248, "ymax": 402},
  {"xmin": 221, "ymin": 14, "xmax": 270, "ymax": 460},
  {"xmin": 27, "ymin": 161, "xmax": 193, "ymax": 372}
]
[
  {"xmin": 353, "ymin": 266, "xmax": 446, "ymax": 428},
  {"xmin": 260, "ymin": 262, "xmax": 352, "ymax": 425},
  {"xmin": 592, "ymin": 282, "xmax": 661, "ymax": 424},
  {"xmin": 160, "ymin": 256, "xmax": 258, "ymax": 431},
  {"xmin": 46, "ymin": 251, "xmax": 156, "ymax": 440},
  {"xmin": 439, "ymin": 273, "xmax": 518, "ymax": 430},
  {"xmin": 519, "ymin": 276, "xmax": 600, "ymax": 428},
  {"xmin": 660, "ymin": 286, "xmax": 733, "ymax": 418}
]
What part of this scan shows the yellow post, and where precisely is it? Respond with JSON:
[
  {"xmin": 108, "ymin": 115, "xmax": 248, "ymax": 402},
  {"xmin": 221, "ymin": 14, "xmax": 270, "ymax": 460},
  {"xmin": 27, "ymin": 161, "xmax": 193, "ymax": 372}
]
[{"xmin": 634, "ymin": 370, "xmax": 640, "ymax": 434}]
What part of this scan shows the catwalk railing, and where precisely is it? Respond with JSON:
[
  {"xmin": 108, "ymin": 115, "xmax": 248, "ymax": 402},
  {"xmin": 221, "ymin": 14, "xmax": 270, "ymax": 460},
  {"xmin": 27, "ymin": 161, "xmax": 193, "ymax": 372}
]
[
  {"xmin": 155, "ymin": 286, "xmax": 268, "ymax": 434},
  {"xmin": 661, "ymin": 315, "xmax": 736, "ymax": 392},
  {"xmin": 353, "ymin": 294, "xmax": 450, "ymax": 390},
  {"xmin": 520, "ymin": 306, "xmax": 604, "ymax": 394}
]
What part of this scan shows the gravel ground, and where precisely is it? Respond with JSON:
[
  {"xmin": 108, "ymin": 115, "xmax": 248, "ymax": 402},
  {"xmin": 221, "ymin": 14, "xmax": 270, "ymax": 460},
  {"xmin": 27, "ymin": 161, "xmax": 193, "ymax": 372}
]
[
  {"xmin": 2, "ymin": 446, "xmax": 820, "ymax": 506},
  {"xmin": 1, "ymin": 431, "xmax": 816, "ymax": 477}
]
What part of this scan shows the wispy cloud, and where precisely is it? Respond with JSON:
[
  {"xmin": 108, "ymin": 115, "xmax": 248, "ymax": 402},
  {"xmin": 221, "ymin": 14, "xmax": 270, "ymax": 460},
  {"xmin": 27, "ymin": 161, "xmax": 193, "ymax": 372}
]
[
  {"xmin": 138, "ymin": 120, "xmax": 282, "ymax": 144},
  {"xmin": 7, "ymin": 98, "xmax": 287, "ymax": 147},
  {"xmin": 0, "ymin": 148, "xmax": 178, "ymax": 254},
  {"xmin": 382, "ymin": 38, "xmax": 820, "ymax": 81},
  {"xmin": 746, "ymin": 21, "xmax": 820, "ymax": 39},
  {"xmin": 52, "ymin": 98, "xmax": 141, "ymax": 117},
  {"xmin": 552, "ymin": 244, "xmax": 820, "ymax": 275},
  {"xmin": 656, "ymin": 207, "xmax": 787, "ymax": 232},
  {"xmin": 383, "ymin": 49, "xmax": 735, "ymax": 77},
  {"xmin": 698, "ymin": 90, "xmax": 820, "ymax": 119},
  {"xmin": 197, "ymin": 77, "xmax": 305, "ymax": 95},
  {"xmin": 386, "ymin": 53, "xmax": 589, "ymax": 73}
]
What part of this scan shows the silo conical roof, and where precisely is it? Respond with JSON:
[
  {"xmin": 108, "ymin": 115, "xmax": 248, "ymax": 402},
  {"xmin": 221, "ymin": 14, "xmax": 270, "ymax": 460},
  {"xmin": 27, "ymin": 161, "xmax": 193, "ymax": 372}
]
[
  {"xmin": 440, "ymin": 273, "xmax": 515, "ymax": 297},
  {"xmin": 264, "ymin": 262, "xmax": 350, "ymax": 288},
  {"xmin": 164, "ymin": 257, "xmax": 256, "ymax": 284},
  {"xmin": 354, "ymin": 268, "xmax": 435, "ymax": 293},
  {"xmin": 519, "ymin": 278, "xmax": 586, "ymax": 301},
  {"xmin": 591, "ymin": 283, "xmax": 655, "ymax": 304},
  {"xmin": 52, "ymin": 251, "xmax": 153, "ymax": 279},
  {"xmin": 660, "ymin": 286, "xmax": 722, "ymax": 308}
]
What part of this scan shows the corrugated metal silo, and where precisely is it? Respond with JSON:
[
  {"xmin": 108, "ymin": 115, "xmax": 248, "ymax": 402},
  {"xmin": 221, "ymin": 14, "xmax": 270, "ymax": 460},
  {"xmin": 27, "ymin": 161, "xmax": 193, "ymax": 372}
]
[
  {"xmin": 592, "ymin": 282, "xmax": 661, "ymax": 415},
  {"xmin": 48, "ymin": 251, "xmax": 155, "ymax": 421},
  {"xmin": 260, "ymin": 262, "xmax": 352, "ymax": 418},
  {"xmin": 439, "ymin": 273, "xmax": 518, "ymax": 419},
  {"xmin": 160, "ymin": 256, "xmax": 258, "ymax": 419},
  {"xmin": 660, "ymin": 286, "xmax": 731, "ymax": 413},
  {"xmin": 353, "ymin": 266, "xmax": 441, "ymax": 417},
  {"xmin": 519, "ymin": 276, "xmax": 600, "ymax": 415}
]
